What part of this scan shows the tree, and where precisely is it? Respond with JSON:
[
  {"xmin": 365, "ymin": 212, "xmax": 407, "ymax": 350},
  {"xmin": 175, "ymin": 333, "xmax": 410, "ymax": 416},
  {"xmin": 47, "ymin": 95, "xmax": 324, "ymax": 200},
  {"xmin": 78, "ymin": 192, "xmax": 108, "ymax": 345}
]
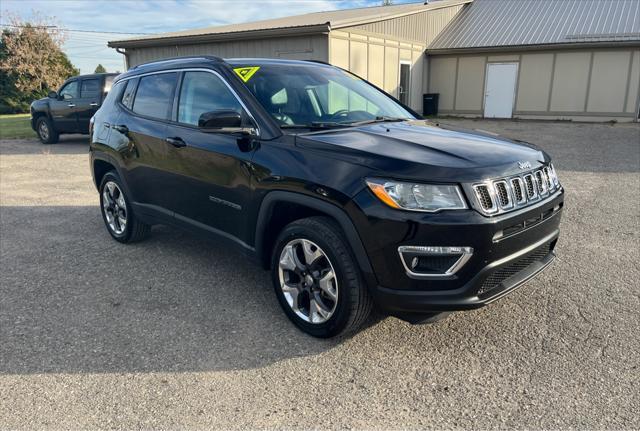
[
  {"xmin": 94, "ymin": 64, "xmax": 107, "ymax": 73},
  {"xmin": 0, "ymin": 12, "xmax": 79, "ymax": 114}
]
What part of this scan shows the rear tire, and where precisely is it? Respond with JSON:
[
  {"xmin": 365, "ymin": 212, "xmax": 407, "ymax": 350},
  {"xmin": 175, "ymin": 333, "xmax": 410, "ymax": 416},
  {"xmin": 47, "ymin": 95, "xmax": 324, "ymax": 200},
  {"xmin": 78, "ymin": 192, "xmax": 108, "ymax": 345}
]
[
  {"xmin": 271, "ymin": 216, "xmax": 372, "ymax": 338},
  {"xmin": 36, "ymin": 117, "xmax": 59, "ymax": 144},
  {"xmin": 99, "ymin": 171, "xmax": 150, "ymax": 243}
]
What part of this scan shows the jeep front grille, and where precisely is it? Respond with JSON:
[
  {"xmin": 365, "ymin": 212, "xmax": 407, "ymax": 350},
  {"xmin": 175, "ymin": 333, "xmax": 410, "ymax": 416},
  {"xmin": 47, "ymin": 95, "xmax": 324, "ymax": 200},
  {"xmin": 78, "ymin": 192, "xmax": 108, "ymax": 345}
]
[
  {"xmin": 511, "ymin": 178, "xmax": 525, "ymax": 204},
  {"xmin": 473, "ymin": 184, "xmax": 496, "ymax": 212},
  {"xmin": 469, "ymin": 164, "xmax": 561, "ymax": 216}
]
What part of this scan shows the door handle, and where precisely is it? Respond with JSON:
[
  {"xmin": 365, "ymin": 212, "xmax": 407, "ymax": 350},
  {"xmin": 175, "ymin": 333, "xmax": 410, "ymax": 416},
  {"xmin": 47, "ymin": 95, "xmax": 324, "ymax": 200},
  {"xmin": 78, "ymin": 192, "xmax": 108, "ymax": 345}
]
[
  {"xmin": 68, "ymin": 103, "xmax": 76, "ymax": 107},
  {"xmin": 165, "ymin": 137, "xmax": 187, "ymax": 148},
  {"xmin": 112, "ymin": 124, "xmax": 129, "ymax": 134},
  {"xmin": 90, "ymin": 102, "xmax": 98, "ymax": 107}
]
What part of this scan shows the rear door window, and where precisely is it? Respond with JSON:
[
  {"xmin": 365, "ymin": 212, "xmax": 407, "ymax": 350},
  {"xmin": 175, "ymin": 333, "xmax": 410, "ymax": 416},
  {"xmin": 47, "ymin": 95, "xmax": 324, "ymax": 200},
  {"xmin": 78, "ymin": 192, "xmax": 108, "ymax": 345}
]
[
  {"xmin": 132, "ymin": 73, "xmax": 178, "ymax": 120},
  {"xmin": 80, "ymin": 79, "xmax": 101, "ymax": 98}
]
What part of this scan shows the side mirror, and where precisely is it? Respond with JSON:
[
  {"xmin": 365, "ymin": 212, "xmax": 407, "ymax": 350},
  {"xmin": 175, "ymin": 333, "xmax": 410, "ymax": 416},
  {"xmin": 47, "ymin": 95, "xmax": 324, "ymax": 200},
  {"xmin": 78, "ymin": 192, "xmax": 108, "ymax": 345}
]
[
  {"xmin": 48, "ymin": 91, "xmax": 58, "ymax": 99},
  {"xmin": 198, "ymin": 110, "xmax": 242, "ymax": 129}
]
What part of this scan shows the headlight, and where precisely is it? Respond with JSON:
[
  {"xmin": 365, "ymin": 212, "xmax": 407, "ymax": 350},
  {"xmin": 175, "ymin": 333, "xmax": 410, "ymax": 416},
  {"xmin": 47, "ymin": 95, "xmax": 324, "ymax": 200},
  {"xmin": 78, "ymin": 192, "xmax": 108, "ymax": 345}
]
[{"xmin": 366, "ymin": 178, "xmax": 467, "ymax": 212}]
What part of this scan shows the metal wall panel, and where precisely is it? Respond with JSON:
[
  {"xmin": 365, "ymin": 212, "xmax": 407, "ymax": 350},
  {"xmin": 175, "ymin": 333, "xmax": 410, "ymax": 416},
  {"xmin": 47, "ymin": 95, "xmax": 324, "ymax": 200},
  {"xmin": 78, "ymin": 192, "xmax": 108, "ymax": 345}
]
[
  {"xmin": 350, "ymin": 41, "xmax": 368, "ymax": 79},
  {"xmin": 368, "ymin": 44, "xmax": 385, "ymax": 88},
  {"xmin": 455, "ymin": 56, "xmax": 485, "ymax": 110},
  {"xmin": 347, "ymin": 6, "xmax": 464, "ymax": 44},
  {"xmin": 516, "ymin": 53, "xmax": 554, "ymax": 112},
  {"xmin": 429, "ymin": 48, "xmax": 639, "ymax": 121},
  {"xmin": 549, "ymin": 52, "xmax": 591, "ymax": 112},
  {"xmin": 587, "ymin": 51, "xmax": 632, "ymax": 112},
  {"xmin": 428, "ymin": 56, "xmax": 457, "ymax": 110},
  {"xmin": 626, "ymin": 51, "xmax": 640, "ymax": 113},
  {"xmin": 125, "ymin": 34, "xmax": 328, "ymax": 67},
  {"xmin": 328, "ymin": 31, "xmax": 425, "ymax": 111},
  {"xmin": 384, "ymin": 44, "xmax": 400, "ymax": 96}
]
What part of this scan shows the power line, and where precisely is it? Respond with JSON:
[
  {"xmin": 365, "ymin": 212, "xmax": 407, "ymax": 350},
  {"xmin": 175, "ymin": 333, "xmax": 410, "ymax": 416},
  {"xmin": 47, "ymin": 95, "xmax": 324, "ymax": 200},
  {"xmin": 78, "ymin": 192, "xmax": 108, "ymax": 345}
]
[{"xmin": 0, "ymin": 23, "xmax": 151, "ymax": 35}]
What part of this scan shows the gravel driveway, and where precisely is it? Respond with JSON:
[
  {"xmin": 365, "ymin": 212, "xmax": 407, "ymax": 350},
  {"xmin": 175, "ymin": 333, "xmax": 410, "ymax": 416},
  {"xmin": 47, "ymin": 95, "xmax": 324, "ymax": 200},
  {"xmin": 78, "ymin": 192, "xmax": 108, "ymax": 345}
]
[{"xmin": 1, "ymin": 120, "xmax": 638, "ymax": 429}]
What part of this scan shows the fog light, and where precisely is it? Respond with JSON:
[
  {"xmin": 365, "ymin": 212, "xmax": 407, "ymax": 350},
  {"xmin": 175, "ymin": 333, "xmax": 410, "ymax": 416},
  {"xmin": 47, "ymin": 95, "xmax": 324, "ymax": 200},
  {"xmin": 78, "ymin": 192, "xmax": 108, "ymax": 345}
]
[{"xmin": 398, "ymin": 246, "xmax": 473, "ymax": 279}]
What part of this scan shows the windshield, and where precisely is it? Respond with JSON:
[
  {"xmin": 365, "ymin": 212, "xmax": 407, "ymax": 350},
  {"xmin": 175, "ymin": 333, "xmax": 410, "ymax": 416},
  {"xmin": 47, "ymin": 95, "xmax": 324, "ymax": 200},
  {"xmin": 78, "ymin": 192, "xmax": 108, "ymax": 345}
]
[{"xmin": 234, "ymin": 63, "xmax": 416, "ymax": 128}]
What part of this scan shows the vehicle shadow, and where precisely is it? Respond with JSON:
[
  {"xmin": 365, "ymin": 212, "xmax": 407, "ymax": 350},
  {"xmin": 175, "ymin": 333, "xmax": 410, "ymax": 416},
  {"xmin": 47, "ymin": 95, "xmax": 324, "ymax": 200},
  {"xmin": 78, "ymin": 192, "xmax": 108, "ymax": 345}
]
[
  {"xmin": 0, "ymin": 205, "xmax": 365, "ymax": 375},
  {"xmin": 1, "ymin": 135, "xmax": 89, "ymax": 155}
]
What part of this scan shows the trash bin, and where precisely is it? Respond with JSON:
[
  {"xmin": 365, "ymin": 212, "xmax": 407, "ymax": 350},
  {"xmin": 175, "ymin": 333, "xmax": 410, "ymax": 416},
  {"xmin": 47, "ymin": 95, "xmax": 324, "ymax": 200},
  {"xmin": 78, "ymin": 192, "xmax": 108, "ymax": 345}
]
[{"xmin": 423, "ymin": 93, "xmax": 439, "ymax": 116}]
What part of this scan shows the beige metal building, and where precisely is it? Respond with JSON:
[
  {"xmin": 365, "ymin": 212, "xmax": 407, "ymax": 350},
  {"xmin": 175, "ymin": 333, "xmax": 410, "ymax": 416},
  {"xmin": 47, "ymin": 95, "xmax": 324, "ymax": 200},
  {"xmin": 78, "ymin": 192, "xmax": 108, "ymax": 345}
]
[{"xmin": 109, "ymin": 0, "xmax": 640, "ymax": 122}]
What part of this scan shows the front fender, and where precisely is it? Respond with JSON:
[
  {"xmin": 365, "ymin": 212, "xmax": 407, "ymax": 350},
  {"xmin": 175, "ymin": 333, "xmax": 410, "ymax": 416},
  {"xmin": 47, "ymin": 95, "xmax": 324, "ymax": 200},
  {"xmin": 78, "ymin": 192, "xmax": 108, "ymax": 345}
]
[{"xmin": 254, "ymin": 190, "xmax": 377, "ymax": 288}]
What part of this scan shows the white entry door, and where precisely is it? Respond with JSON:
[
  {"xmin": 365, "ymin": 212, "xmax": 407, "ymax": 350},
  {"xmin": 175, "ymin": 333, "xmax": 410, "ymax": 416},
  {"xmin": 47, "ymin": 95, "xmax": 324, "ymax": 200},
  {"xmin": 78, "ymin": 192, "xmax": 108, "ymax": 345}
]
[{"xmin": 484, "ymin": 63, "xmax": 518, "ymax": 118}]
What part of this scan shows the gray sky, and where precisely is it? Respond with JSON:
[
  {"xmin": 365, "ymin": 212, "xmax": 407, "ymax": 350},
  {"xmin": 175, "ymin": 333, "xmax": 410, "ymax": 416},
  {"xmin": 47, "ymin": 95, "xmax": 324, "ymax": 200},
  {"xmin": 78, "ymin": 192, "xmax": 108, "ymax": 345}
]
[{"xmin": 1, "ymin": 0, "xmax": 411, "ymax": 74}]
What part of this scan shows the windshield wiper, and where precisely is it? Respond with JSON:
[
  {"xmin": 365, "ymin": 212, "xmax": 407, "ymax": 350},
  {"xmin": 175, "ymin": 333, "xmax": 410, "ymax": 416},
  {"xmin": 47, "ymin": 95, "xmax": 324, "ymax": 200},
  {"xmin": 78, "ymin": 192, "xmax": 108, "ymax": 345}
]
[
  {"xmin": 341, "ymin": 116, "xmax": 407, "ymax": 127},
  {"xmin": 280, "ymin": 122, "xmax": 348, "ymax": 130}
]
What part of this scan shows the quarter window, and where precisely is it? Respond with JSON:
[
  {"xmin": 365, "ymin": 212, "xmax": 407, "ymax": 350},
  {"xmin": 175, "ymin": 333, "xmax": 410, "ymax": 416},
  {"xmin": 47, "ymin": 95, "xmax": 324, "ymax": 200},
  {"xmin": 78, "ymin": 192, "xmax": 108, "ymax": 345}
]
[
  {"xmin": 59, "ymin": 81, "xmax": 78, "ymax": 100},
  {"xmin": 177, "ymin": 71, "xmax": 243, "ymax": 126},
  {"xmin": 132, "ymin": 73, "xmax": 177, "ymax": 120},
  {"xmin": 100, "ymin": 80, "xmax": 125, "ymax": 115},
  {"xmin": 121, "ymin": 78, "xmax": 137, "ymax": 109}
]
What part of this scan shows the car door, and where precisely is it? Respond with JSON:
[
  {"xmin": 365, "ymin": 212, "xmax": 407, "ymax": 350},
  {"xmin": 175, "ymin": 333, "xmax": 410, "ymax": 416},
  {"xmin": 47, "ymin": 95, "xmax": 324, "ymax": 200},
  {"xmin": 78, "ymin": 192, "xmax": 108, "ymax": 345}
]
[
  {"xmin": 49, "ymin": 79, "xmax": 79, "ymax": 132},
  {"xmin": 162, "ymin": 69, "xmax": 257, "ymax": 241},
  {"xmin": 115, "ymin": 72, "xmax": 178, "ymax": 212},
  {"xmin": 77, "ymin": 77, "xmax": 102, "ymax": 133}
]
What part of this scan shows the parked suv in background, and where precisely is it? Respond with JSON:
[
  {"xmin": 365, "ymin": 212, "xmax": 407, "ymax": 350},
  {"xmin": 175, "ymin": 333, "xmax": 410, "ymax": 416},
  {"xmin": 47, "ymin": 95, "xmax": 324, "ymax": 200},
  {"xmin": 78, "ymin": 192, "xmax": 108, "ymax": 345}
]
[
  {"xmin": 90, "ymin": 57, "xmax": 564, "ymax": 338},
  {"xmin": 30, "ymin": 73, "xmax": 118, "ymax": 144}
]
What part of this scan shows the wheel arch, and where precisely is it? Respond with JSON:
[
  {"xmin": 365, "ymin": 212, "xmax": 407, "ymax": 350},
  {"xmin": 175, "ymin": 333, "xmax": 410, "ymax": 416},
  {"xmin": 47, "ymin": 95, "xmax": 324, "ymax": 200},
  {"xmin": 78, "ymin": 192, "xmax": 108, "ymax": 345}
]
[
  {"xmin": 31, "ymin": 109, "xmax": 52, "ymax": 130},
  {"xmin": 254, "ymin": 191, "xmax": 377, "ymax": 287},
  {"xmin": 90, "ymin": 153, "xmax": 134, "ymax": 198}
]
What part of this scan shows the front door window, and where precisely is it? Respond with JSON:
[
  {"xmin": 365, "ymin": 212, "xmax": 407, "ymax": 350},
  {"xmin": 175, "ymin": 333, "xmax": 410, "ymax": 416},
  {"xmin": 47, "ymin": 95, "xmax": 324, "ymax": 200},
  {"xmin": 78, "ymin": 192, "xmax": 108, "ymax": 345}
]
[{"xmin": 59, "ymin": 81, "xmax": 78, "ymax": 100}]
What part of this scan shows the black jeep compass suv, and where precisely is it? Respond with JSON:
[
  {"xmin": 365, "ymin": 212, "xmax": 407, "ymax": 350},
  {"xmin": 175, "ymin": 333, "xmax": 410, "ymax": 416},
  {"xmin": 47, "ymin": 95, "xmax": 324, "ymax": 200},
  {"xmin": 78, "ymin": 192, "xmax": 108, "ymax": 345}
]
[{"xmin": 90, "ymin": 57, "xmax": 564, "ymax": 338}]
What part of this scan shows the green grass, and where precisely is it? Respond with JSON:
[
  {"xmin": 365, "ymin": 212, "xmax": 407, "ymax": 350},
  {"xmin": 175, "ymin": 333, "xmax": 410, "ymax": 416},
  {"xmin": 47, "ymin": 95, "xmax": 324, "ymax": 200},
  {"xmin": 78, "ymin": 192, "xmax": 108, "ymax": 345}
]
[{"xmin": 0, "ymin": 114, "xmax": 37, "ymax": 139}]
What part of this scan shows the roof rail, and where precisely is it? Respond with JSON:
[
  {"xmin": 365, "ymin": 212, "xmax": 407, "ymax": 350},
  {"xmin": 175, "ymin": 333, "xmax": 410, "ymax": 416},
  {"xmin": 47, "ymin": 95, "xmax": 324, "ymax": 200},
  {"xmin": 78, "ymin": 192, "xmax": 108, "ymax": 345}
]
[{"xmin": 131, "ymin": 55, "xmax": 226, "ymax": 70}]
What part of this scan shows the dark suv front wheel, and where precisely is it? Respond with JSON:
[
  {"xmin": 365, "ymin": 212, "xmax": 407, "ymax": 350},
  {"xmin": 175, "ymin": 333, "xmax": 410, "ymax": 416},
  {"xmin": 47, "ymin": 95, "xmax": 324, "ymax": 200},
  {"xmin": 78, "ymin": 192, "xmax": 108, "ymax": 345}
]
[
  {"xmin": 271, "ymin": 217, "xmax": 372, "ymax": 338},
  {"xmin": 99, "ymin": 171, "xmax": 150, "ymax": 243}
]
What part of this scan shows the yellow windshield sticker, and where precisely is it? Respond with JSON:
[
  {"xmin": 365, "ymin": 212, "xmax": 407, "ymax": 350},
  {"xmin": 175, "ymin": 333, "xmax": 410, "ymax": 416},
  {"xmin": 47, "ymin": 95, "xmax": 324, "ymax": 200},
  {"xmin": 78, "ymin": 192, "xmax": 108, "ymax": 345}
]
[{"xmin": 234, "ymin": 66, "xmax": 260, "ymax": 82}]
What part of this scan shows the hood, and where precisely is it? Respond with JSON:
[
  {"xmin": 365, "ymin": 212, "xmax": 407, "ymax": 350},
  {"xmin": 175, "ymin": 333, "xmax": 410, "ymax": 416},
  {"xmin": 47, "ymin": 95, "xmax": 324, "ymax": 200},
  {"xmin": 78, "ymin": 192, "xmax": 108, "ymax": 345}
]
[
  {"xmin": 295, "ymin": 120, "xmax": 549, "ymax": 182},
  {"xmin": 31, "ymin": 97, "xmax": 49, "ymax": 107}
]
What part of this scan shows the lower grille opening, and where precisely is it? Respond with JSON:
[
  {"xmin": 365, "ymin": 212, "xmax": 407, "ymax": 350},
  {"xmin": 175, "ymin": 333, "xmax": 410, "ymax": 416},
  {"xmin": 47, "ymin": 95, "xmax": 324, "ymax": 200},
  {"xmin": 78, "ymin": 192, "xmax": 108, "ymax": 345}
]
[{"xmin": 477, "ymin": 241, "xmax": 553, "ymax": 296}]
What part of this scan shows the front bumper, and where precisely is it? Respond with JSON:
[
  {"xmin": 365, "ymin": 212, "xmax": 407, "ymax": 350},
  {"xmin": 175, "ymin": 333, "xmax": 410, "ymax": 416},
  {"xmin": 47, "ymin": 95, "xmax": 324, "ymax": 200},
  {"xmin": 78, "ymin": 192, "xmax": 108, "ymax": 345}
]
[{"xmin": 351, "ymin": 186, "xmax": 564, "ymax": 316}]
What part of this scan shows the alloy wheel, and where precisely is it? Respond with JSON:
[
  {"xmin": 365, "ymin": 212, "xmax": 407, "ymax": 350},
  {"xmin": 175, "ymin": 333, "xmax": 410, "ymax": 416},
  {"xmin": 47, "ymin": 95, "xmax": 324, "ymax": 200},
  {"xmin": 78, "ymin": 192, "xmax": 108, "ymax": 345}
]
[
  {"xmin": 38, "ymin": 122, "xmax": 50, "ymax": 141},
  {"xmin": 278, "ymin": 238, "xmax": 338, "ymax": 324},
  {"xmin": 102, "ymin": 181, "xmax": 128, "ymax": 235}
]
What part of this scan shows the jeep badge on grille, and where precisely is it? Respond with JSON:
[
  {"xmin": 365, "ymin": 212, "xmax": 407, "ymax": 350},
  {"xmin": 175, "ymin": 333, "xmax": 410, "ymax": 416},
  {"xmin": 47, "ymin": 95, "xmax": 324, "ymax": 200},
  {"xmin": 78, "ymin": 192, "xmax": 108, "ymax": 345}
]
[{"xmin": 518, "ymin": 161, "xmax": 532, "ymax": 170}]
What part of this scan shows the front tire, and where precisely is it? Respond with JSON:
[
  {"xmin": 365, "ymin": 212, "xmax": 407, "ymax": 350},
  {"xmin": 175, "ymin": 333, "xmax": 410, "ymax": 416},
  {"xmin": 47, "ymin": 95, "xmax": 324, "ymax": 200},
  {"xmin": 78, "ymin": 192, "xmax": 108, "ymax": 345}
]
[
  {"xmin": 99, "ymin": 171, "xmax": 150, "ymax": 243},
  {"xmin": 36, "ymin": 117, "xmax": 59, "ymax": 144},
  {"xmin": 271, "ymin": 216, "xmax": 372, "ymax": 338}
]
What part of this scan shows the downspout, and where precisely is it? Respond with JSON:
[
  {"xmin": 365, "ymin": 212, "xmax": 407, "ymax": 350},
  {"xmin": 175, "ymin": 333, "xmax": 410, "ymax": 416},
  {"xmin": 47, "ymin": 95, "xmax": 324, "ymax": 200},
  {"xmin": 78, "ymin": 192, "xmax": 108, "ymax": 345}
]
[{"xmin": 115, "ymin": 47, "xmax": 129, "ymax": 71}]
